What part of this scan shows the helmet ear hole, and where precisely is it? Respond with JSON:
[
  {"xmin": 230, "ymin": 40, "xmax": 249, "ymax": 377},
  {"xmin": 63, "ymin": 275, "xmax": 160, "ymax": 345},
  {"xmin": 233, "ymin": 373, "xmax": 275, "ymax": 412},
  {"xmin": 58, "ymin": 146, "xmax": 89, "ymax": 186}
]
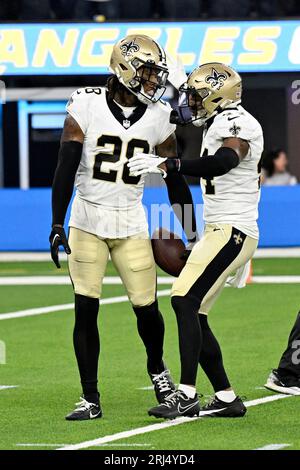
[
  {"xmin": 120, "ymin": 64, "xmax": 128, "ymax": 71},
  {"xmin": 211, "ymin": 97, "xmax": 222, "ymax": 103}
]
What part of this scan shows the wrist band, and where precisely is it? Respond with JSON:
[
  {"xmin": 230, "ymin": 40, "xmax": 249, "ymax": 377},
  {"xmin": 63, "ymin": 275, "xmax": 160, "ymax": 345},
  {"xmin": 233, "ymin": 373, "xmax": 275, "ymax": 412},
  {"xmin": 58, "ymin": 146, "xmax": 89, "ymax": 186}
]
[{"xmin": 166, "ymin": 158, "xmax": 181, "ymax": 173}]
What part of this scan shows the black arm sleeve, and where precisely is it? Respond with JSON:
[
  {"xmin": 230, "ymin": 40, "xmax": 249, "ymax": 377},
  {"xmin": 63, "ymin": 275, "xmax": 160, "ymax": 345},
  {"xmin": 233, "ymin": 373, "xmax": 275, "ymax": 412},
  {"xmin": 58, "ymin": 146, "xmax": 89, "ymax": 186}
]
[
  {"xmin": 51, "ymin": 141, "xmax": 83, "ymax": 226},
  {"xmin": 166, "ymin": 147, "xmax": 240, "ymax": 178},
  {"xmin": 164, "ymin": 172, "xmax": 197, "ymax": 242}
]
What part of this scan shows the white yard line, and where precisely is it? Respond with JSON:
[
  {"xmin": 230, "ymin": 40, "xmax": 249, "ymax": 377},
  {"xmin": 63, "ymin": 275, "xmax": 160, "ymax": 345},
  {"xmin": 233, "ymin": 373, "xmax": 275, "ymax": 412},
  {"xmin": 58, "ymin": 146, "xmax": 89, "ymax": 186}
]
[
  {"xmin": 0, "ymin": 385, "xmax": 18, "ymax": 391},
  {"xmin": 0, "ymin": 253, "xmax": 68, "ymax": 262},
  {"xmin": 0, "ymin": 290, "xmax": 171, "ymax": 321},
  {"xmin": 254, "ymin": 443, "xmax": 291, "ymax": 450},
  {"xmin": 253, "ymin": 248, "xmax": 300, "ymax": 258},
  {"xmin": 16, "ymin": 443, "xmax": 70, "ymax": 447},
  {"xmin": 0, "ymin": 276, "xmax": 174, "ymax": 286},
  {"xmin": 251, "ymin": 276, "xmax": 300, "ymax": 284},
  {"xmin": 16, "ymin": 442, "xmax": 152, "ymax": 448},
  {"xmin": 1, "ymin": 247, "xmax": 300, "ymax": 262},
  {"xmin": 0, "ymin": 302, "xmax": 75, "ymax": 320},
  {"xmin": 1, "ymin": 275, "xmax": 300, "ymax": 286},
  {"xmin": 57, "ymin": 394, "xmax": 292, "ymax": 451}
]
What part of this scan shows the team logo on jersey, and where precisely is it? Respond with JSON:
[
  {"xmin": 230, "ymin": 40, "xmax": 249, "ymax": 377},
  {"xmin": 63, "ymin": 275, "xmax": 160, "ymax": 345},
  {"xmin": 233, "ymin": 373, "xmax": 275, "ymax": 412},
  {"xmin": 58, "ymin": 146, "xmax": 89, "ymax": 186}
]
[
  {"xmin": 120, "ymin": 40, "xmax": 140, "ymax": 57},
  {"xmin": 229, "ymin": 123, "xmax": 241, "ymax": 136},
  {"xmin": 205, "ymin": 68, "xmax": 227, "ymax": 90},
  {"xmin": 123, "ymin": 119, "xmax": 131, "ymax": 129}
]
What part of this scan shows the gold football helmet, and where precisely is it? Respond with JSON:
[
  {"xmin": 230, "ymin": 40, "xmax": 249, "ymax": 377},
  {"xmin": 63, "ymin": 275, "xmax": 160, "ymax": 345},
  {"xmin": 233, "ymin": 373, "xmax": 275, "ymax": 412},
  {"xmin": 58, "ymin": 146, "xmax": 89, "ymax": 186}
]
[
  {"xmin": 175, "ymin": 62, "xmax": 242, "ymax": 126},
  {"xmin": 110, "ymin": 34, "xmax": 168, "ymax": 105}
]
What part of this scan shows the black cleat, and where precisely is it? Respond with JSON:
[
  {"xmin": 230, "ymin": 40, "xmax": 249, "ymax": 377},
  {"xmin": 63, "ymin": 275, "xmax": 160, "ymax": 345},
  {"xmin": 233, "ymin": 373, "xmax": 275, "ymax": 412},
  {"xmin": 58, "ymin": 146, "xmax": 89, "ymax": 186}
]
[
  {"xmin": 65, "ymin": 397, "xmax": 102, "ymax": 421},
  {"xmin": 149, "ymin": 368, "xmax": 176, "ymax": 403},
  {"xmin": 264, "ymin": 369, "xmax": 300, "ymax": 396},
  {"xmin": 148, "ymin": 390, "xmax": 200, "ymax": 420},
  {"xmin": 200, "ymin": 395, "xmax": 246, "ymax": 418}
]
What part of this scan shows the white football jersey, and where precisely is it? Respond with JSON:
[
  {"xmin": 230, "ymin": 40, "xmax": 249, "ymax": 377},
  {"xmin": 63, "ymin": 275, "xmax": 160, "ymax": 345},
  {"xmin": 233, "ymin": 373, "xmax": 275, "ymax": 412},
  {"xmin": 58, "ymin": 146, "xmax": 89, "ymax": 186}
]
[
  {"xmin": 200, "ymin": 105, "xmax": 264, "ymax": 239},
  {"xmin": 66, "ymin": 87, "xmax": 175, "ymax": 238}
]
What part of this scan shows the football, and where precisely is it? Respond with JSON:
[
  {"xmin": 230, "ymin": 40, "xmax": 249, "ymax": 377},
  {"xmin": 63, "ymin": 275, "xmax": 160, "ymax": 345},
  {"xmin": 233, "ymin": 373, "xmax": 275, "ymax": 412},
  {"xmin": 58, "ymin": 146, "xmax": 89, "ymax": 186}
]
[{"xmin": 151, "ymin": 228, "xmax": 187, "ymax": 277}]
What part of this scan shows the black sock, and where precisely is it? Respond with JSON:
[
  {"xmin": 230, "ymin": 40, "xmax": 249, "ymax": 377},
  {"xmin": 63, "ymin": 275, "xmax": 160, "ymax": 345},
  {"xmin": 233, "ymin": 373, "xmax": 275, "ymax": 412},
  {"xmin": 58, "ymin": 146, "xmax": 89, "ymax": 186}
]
[
  {"xmin": 198, "ymin": 314, "xmax": 231, "ymax": 392},
  {"xmin": 133, "ymin": 300, "xmax": 165, "ymax": 374},
  {"xmin": 73, "ymin": 294, "xmax": 100, "ymax": 403},
  {"xmin": 171, "ymin": 295, "xmax": 202, "ymax": 386}
]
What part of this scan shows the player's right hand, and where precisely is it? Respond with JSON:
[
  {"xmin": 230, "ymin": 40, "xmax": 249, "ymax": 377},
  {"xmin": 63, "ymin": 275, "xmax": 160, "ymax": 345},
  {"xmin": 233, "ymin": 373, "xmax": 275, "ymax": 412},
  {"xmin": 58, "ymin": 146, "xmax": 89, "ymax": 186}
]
[{"xmin": 49, "ymin": 225, "xmax": 71, "ymax": 269}]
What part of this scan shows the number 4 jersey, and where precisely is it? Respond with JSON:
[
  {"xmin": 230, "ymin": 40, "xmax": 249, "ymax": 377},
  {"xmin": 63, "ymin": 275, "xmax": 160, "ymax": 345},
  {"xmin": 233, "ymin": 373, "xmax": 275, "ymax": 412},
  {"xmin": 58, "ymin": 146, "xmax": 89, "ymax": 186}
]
[
  {"xmin": 200, "ymin": 105, "xmax": 264, "ymax": 239},
  {"xmin": 66, "ymin": 87, "xmax": 175, "ymax": 238}
]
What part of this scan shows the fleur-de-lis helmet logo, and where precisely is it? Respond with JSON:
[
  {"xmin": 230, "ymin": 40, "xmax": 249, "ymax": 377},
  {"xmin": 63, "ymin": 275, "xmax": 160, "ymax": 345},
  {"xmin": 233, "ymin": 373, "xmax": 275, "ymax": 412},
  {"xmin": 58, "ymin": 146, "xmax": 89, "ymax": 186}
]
[
  {"xmin": 205, "ymin": 68, "xmax": 227, "ymax": 90},
  {"xmin": 120, "ymin": 40, "xmax": 140, "ymax": 57}
]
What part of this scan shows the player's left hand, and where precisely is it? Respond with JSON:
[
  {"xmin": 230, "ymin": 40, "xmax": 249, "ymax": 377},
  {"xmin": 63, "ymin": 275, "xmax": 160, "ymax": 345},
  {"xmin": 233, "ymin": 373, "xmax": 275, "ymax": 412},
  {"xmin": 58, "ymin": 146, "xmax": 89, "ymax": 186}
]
[
  {"xmin": 49, "ymin": 225, "xmax": 71, "ymax": 269},
  {"xmin": 128, "ymin": 153, "xmax": 167, "ymax": 178}
]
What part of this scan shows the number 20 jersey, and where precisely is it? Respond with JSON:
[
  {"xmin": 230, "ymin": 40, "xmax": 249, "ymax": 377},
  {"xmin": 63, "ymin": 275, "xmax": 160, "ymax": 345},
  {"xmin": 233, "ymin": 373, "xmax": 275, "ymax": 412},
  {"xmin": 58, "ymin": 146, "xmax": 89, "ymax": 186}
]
[
  {"xmin": 200, "ymin": 105, "xmax": 264, "ymax": 239},
  {"xmin": 66, "ymin": 87, "xmax": 175, "ymax": 238}
]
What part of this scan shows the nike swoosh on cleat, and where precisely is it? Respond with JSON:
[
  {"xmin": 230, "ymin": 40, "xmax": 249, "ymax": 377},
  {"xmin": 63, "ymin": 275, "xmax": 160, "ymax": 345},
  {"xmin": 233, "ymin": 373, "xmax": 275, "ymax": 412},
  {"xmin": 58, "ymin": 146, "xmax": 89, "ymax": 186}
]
[
  {"xmin": 228, "ymin": 116, "xmax": 239, "ymax": 121},
  {"xmin": 178, "ymin": 402, "xmax": 198, "ymax": 414},
  {"xmin": 89, "ymin": 410, "xmax": 101, "ymax": 419},
  {"xmin": 199, "ymin": 407, "xmax": 227, "ymax": 416}
]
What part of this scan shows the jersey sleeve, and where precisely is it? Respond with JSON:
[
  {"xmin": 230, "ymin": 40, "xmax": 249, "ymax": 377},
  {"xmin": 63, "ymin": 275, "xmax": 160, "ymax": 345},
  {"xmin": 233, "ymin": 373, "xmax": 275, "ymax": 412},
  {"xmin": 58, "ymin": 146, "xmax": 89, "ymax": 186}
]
[
  {"xmin": 156, "ymin": 102, "xmax": 176, "ymax": 145},
  {"xmin": 214, "ymin": 113, "xmax": 259, "ymax": 142},
  {"xmin": 66, "ymin": 89, "xmax": 90, "ymax": 134}
]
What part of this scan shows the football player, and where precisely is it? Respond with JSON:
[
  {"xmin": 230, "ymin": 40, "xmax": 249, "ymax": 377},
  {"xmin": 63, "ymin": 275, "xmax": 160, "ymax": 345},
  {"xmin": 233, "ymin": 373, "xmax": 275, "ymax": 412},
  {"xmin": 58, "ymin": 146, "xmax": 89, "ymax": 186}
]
[
  {"xmin": 49, "ymin": 35, "xmax": 197, "ymax": 420},
  {"xmin": 129, "ymin": 62, "xmax": 264, "ymax": 419},
  {"xmin": 265, "ymin": 310, "xmax": 300, "ymax": 395}
]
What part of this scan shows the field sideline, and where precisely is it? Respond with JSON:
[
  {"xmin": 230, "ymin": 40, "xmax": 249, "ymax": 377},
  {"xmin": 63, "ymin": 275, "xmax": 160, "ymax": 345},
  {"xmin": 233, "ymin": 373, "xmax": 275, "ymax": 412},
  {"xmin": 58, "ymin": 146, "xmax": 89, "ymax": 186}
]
[{"xmin": 0, "ymin": 258, "xmax": 299, "ymax": 450}]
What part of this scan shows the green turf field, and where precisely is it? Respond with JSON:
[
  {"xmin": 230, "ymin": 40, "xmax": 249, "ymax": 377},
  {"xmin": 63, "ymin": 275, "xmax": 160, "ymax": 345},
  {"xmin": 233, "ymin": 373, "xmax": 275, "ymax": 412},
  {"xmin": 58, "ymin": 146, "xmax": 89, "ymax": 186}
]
[{"xmin": 0, "ymin": 258, "xmax": 299, "ymax": 450}]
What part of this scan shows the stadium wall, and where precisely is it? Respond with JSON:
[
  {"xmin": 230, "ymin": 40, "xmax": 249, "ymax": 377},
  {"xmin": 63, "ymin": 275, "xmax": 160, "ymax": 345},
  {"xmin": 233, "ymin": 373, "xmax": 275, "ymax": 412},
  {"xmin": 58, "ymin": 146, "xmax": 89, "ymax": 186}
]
[{"xmin": 0, "ymin": 186, "xmax": 299, "ymax": 250}]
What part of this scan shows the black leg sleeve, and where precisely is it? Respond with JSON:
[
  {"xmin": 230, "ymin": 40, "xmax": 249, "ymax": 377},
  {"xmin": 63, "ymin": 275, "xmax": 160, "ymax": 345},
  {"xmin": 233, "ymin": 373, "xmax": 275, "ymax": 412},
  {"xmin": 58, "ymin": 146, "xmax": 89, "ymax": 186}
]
[
  {"xmin": 73, "ymin": 294, "xmax": 100, "ymax": 402},
  {"xmin": 133, "ymin": 300, "xmax": 165, "ymax": 374},
  {"xmin": 198, "ymin": 314, "xmax": 231, "ymax": 392},
  {"xmin": 278, "ymin": 311, "xmax": 300, "ymax": 378},
  {"xmin": 171, "ymin": 295, "xmax": 202, "ymax": 386}
]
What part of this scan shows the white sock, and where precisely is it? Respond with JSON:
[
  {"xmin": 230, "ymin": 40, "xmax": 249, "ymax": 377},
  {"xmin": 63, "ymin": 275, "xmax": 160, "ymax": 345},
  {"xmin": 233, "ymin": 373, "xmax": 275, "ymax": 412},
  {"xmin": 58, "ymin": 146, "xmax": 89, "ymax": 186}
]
[
  {"xmin": 215, "ymin": 390, "xmax": 236, "ymax": 403},
  {"xmin": 178, "ymin": 384, "xmax": 196, "ymax": 399}
]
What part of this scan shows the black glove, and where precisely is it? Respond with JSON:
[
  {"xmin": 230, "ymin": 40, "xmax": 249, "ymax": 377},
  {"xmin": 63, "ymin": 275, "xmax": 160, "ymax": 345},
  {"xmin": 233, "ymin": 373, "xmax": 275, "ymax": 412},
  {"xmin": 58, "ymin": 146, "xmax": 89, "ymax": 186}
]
[{"xmin": 49, "ymin": 225, "xmax": 71, "ymax": 268}]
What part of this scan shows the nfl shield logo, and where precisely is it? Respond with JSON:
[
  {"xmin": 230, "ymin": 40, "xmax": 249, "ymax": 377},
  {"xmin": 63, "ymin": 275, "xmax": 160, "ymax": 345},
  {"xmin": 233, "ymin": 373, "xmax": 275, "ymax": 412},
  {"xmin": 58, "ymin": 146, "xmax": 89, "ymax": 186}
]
[{"xmin": 123, "ymin": 119, "xmax": 131, "ymax": 129}]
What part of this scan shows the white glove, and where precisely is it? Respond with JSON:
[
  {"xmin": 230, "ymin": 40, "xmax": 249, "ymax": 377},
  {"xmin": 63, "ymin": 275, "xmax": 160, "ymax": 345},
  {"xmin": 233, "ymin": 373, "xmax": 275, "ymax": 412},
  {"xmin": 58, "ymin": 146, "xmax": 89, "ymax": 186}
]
[
  {"xmin": 166, "ymin": 53, "xmax": 187, "ymax": 90},
  {"xmin": 127, "ymin": 153, "xmax": 167, "ymax": 178}
]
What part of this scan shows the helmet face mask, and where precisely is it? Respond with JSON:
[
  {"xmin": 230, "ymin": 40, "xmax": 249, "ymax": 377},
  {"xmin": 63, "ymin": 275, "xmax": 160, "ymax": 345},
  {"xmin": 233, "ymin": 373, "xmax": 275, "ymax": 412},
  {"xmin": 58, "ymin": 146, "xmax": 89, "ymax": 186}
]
[
  {"xmin": 110, "ymin": 35, "xmax": 169, "ymax": 105},
  {"xmin": 175, "ymin": 62, "xmax": 242, "ymax": 126},
  {"xmin": 177, "ymin": 85, "xmax": 210, "ymax": 126},
  {"xmin": 134, "ymin": 62, "xmax": 168, "ymax": 104}
]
